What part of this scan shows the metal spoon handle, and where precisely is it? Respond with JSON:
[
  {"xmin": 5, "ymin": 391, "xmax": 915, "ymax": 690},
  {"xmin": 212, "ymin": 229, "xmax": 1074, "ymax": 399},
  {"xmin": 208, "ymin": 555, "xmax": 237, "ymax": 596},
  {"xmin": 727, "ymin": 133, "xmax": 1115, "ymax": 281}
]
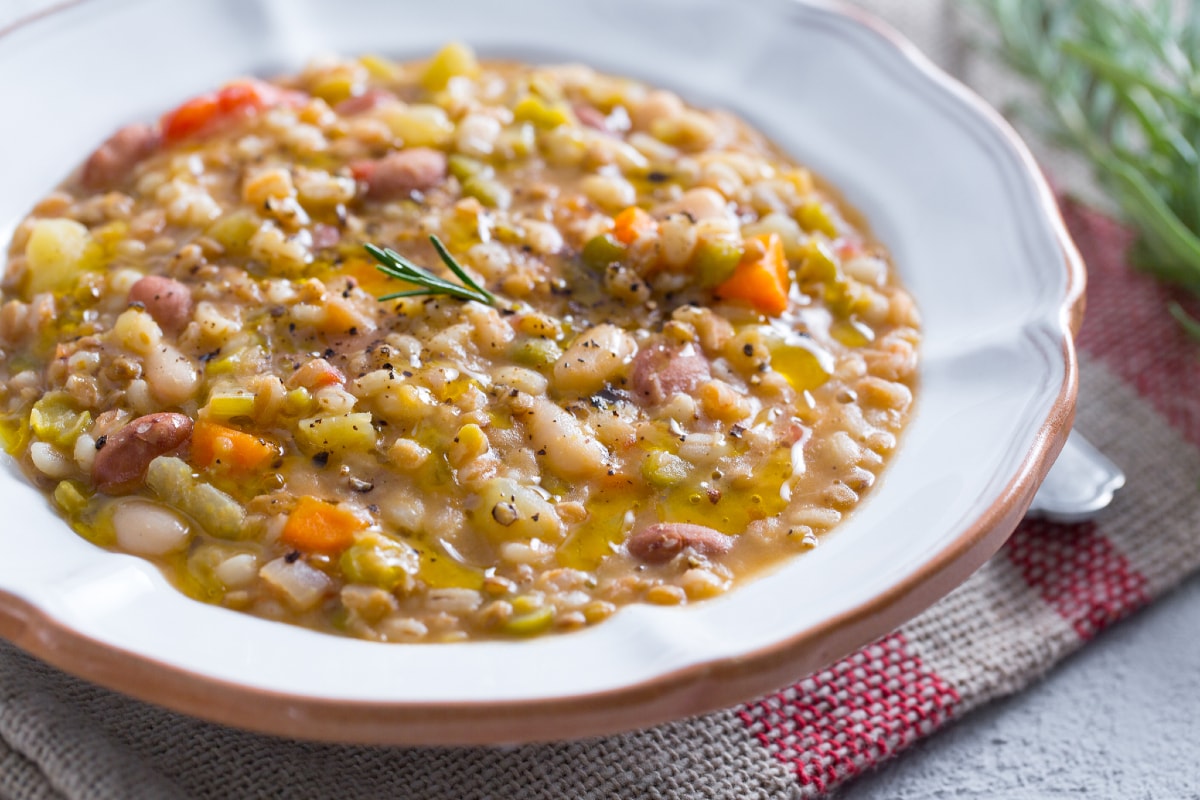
[{"xmin": 1027, "ymin": 430, "xmax": 1125, "ymax": 523}]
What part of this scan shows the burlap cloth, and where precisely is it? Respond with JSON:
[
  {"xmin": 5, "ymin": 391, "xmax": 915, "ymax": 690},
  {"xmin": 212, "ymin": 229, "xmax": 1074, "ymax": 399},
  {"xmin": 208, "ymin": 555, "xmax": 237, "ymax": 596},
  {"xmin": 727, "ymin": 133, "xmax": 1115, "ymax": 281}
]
[{"xmin": 3, "ymin": 2, "xmax": 1197, "ymax": 797}]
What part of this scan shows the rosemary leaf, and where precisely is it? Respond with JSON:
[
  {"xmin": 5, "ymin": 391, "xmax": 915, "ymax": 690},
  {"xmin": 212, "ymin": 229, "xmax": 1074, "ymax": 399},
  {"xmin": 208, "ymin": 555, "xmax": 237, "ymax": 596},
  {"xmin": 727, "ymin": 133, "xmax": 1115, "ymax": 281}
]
[
  {"xmin": 981, "ymin": 0, "xmax": 1200, "ymax": 333},
  {"xmin": 366, "ymin": 235, "xmax": 495, "ymax": 305}
]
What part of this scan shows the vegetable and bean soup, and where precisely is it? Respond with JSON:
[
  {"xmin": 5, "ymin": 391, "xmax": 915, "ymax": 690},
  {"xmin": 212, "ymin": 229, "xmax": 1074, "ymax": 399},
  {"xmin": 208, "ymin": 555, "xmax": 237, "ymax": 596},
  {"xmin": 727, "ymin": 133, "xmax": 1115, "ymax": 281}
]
[{"xmin": 0, "ymin": 45, "xmax": 919, "ymax": 641}]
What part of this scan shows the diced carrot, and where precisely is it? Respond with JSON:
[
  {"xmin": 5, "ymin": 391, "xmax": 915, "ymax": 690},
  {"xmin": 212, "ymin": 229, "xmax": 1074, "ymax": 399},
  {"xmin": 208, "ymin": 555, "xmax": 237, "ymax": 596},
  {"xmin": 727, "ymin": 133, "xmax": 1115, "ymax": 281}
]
[
  {"xmin": 611, "ymin": 206, "xmax": 657, "ymax": 246},
  {"xmin": 714, "ymin": 233, "xmax": 791, "ymax": 316},
  {"xmin": 161, "ymin": 79, "xmax": 291, "ymax": 144},
  {"xmin": 281, "ymin": 495, "xmax": 364, "ymax": 554},
  {"xmin": 192, "ymin": 420, "xmax": 279, "ymax": 474},
  {"xmin": 161, "ymin": 94, "xmax": 221, "ymax": 144}
]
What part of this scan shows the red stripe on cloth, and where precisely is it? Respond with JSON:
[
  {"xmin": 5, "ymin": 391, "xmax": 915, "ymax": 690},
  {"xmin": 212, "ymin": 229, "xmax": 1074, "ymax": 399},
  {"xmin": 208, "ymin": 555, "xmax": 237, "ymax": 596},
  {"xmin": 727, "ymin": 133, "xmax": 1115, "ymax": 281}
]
[
  {"xmin": 1005, "ymin": 520, "xmax": 1150, "ymax": 640},
  {"xmin": 738, "ymin": 633, "xmax": 959, "ymax": 793},
  {"xmin": 1064, "ymin": 199, "xmax": 1200, "ymax": 446}
]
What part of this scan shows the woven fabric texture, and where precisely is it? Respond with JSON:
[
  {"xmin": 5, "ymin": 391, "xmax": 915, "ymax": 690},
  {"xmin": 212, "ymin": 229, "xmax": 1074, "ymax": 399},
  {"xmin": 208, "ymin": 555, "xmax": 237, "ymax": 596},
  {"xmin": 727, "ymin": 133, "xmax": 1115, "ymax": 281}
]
[{"xmin": 2, "ymin": 2, "xmax": 1195, "ymax": 799}]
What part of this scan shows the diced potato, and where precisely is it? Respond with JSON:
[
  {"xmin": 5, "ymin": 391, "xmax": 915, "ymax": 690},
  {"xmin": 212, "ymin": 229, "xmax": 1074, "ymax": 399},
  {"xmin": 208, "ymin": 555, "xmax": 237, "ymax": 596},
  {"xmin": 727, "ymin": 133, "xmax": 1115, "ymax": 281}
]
[
  {"xmin": 421, "ymin": 42, "xmax": 480, "ymax": 92},
  {"xmin": 259, "ymin": 556, "xmax": 332, "ymax": 611},
  {"xmin": 24, "ymin": 218, "xmax": 100, "ymax": 295},
  {"xmin": 380, "ymin": 104, "xmax": 454, "ymax": 148},
  {"xmin": 111, "ymin": 308, "xmax": 163, "ymax": 355},
  {"xmin": 469, "ymin": 477, "xmax": 562, "ymax": 543}
]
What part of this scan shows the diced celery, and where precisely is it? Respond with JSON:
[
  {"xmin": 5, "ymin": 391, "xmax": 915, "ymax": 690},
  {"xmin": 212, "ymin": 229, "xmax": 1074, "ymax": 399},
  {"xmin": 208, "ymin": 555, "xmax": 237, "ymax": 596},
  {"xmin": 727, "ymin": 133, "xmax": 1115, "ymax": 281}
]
[
  {"xmin": 797, "ymin": 238, "xmax": 840, "ymax": 283},
  {"xmin": 796, "ymin": 200, "xmax": 838, "ymax": 238},
  {"xmin": 581, "ymin": 234, "xmax": 627, "ymax": 270},
  {"xmin": 29, "ymin": 393, "xmax": 91, "ymax": 449},
  {"xmin": 824, "ymin": 279, "xmax": 872, "ymax": 319},
  {"xmin": 420, "ymin": 41, "xmax": 479, "ymax": 92},
  {"xmin": 283, "ymin": 387, "xmax": 313, "ymax": 416},
  {"xmin": 511, "ymin": 338, "xmax": 563, "ymax": 370},
  {"xmin": 693, "ymin": 237, "xmax": 743, "ymax": 287},
  {"xmin": 340, "ymin": 536, "xmax": 419, "ymax": 591},
  {"xmin": 502, "ymin": 604, "xmax": 555, "ymax": 636},
  {"xmin": 0, "ymin": 415, "xmax": 29, "ymax": 456},
  {"xmin": 512, "ymin": 95, "xmax": 573, "ymax": 129},
  {"xmin": 447, "ymin": 154, "xmax": 491, "ymax": 182},
  {"xmin": 206, "ymin": 392, "xmax": 256, "ymax": 419},
  {"xmin": 146, "ymin": 456, "xmax": 247, "ymax": 540},
  {"xmin": 461, "ymin": 175, "xmax": 512, "ymax": 209},
  {"xmin": 312, "ymin": 68, "xmax": 363, "ymax": 105},
  {"xmin": 53, "ymin": 480, "xmax": 89, "ymax": 515},
  {"xmin": 296, "ymin": 412, "xmax": 377, "ymax": 454}
]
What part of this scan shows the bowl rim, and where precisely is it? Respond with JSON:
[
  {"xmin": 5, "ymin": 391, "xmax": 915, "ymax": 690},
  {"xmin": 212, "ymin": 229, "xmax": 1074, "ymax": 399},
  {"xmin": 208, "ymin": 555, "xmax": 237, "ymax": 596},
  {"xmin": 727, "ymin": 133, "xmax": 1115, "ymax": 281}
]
[{"xmin": 0, "ymin": 0, "xmax": 1084, "ymax": 745}]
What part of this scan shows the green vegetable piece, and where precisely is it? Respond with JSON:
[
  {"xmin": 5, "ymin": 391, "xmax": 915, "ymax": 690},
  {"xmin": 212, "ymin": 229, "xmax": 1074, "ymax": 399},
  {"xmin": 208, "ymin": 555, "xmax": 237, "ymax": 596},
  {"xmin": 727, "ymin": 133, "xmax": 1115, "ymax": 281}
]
[
  {"xmin": 798, "ymin": 238, "xmax": 840, "ymax": 283},
  {"xmin": 796, "ymin": 200, "xmax": 838, "ymax": 238},
  {"xmin": 146, "ymin": 455, "xmax": 247, "ymax": 540},
  {"xmin": 461, "ymin": 175, "xmax": 512, "ymax": 209},
  {"xmin": 511, "ymin": 337, "xmax": 563, "ymax": 370},
  {"xmin": 30, "ymin": 392, "xmax": 91, "ymax": 449},
  {"xmin": 447, "ymin": 154, "xmax": 491, "ymax": 182},
  {"xmin": 341, "ymin": 538, "xmax": 419, "ymax": 590},
  {"xmin": 581, "ymin": 234, "xmax": 628, "ymax": 270},
  {"xmin": 502, "ymin": 604, "xmax": 555, "ymax": 636},
  {"xmin": 693, "ymin": 237, "xmax": 743, "ymax": 287},
  {"xmin": 207, "ymin": 392, "xmax": 256, "ymax": 419},
  {"xmin": 512, "ymin": 95, "xmax": 573, "ymax": 129},
  {"xmin": 0, "ymin": 415, "xmax": 29, "ymax": 456},
  {"xmin": 53, "ymin": 480, "xmax": 89, "ymax": 515}
]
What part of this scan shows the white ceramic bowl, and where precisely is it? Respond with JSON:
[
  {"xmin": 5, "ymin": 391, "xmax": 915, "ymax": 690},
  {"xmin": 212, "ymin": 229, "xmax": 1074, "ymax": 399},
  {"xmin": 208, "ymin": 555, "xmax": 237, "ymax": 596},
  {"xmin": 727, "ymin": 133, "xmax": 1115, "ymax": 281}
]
[{"xmin": 0, "ymin": 0, "xmax": 1082, "ymax": 744}]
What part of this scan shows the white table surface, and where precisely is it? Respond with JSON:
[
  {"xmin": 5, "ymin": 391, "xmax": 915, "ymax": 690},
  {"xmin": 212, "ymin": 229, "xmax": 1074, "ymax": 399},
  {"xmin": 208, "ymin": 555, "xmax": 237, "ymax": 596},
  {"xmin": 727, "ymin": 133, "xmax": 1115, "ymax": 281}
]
[{"xmin": 3, "ymin": 2, "xmax": 1198, "ymax": 798}]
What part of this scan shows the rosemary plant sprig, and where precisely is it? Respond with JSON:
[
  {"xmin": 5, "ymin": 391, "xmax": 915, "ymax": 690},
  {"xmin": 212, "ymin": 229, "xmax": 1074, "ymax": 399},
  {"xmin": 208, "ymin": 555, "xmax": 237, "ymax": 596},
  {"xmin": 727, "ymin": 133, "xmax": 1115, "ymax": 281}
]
[
  {"xmin": 981, "ymin": 0, "xmax": 1200, "ymax": 324},
  {"xmin": 366, "ymin": 235, "xmax": 496, "ymax": 305}
]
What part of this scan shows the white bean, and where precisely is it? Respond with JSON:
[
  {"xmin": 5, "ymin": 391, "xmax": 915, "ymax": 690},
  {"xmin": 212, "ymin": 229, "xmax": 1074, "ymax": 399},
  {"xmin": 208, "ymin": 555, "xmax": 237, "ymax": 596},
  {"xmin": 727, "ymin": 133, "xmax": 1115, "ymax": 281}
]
[
  {"xmin": 30, "ymin": 442, "xmax": 74, "ymax": 479},
  {"xmin": 552, "ymin": 324, "xmax": 636, "ymax": 395},
  {"xmin": 214, "ymin": 553, "xmax": 259, "ymax": 589},
  {"xmin": 145, "ymin": 344, "xmax": 199, "ymax": 405},
  {"xmin": 523, "ymin": 397, "xmax": 610, "ymax": 479},
  {"xmin": 111, "ymin": 498, "xmax": 191, "ymax": 556}
]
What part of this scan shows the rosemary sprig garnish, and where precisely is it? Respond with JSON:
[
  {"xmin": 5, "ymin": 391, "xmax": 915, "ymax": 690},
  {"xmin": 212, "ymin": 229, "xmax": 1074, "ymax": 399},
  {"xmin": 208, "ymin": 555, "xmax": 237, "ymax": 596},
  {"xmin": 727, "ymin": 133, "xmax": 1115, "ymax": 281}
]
[
  {"xmin": 982, "ymin": 0, "xmax": 1200, "ymax": 329},
  {"xmin": 366, "ymin": 235, "xmax": 496, "ymax": 305}
]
